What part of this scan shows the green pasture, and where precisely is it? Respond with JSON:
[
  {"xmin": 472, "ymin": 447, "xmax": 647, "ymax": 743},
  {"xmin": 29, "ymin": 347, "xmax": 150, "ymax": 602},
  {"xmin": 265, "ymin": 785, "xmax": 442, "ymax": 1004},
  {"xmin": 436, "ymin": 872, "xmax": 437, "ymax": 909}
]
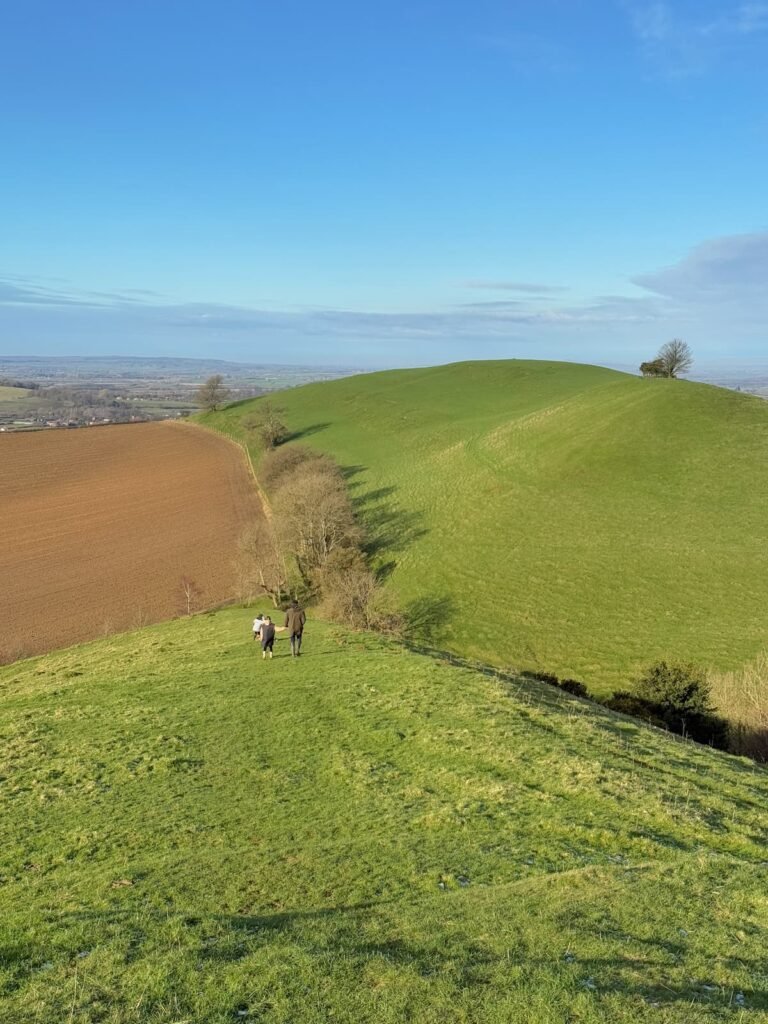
[
  {"xmin": 2, "ymin": 608, "xmax": 767, "ymax": 1022},
  {"xmin": 203, "ymin": 360, "xmax": 768, "ymax": 692},
  {"xmin": 0, "ymin": 385, "xmax": 30, "ymax": 403}
]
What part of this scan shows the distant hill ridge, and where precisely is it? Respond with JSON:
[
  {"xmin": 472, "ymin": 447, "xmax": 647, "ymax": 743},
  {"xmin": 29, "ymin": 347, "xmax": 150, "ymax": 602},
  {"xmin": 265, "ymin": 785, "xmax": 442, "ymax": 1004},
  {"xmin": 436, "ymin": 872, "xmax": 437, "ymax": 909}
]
[{"xmin": 204, "ymin": 359, "xmax": 768, "ymax": 691}]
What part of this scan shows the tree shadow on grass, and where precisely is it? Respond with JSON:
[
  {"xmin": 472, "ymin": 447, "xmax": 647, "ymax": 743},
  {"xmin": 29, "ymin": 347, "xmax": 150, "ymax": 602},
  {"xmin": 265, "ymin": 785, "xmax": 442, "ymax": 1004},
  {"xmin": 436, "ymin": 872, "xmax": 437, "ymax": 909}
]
[
  {"xmin": 402, "ymin": 594, "xmax": 456, "ymax": 647},
  {"xmin": 283, "ymin": 422, "xmax": 332, "ymax": 443},
  {"xmin": 358, "ymin": 495, "xmax": 428, "ymax": 559},
  {"xmin": 339, "ymin": 466, "xmax": 429, "ymax": 559},
  {"xmin": 48, "ymin": 903, "xmax": 768, "ymax": 1010}
]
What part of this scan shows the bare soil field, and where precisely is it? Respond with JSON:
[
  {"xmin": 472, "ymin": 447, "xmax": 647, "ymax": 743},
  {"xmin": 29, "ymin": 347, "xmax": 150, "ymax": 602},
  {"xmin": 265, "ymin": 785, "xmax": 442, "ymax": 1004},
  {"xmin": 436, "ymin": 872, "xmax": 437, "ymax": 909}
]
[{"xmin": 0, "ymin": 422, "xmax": 263, "ymax": 662}]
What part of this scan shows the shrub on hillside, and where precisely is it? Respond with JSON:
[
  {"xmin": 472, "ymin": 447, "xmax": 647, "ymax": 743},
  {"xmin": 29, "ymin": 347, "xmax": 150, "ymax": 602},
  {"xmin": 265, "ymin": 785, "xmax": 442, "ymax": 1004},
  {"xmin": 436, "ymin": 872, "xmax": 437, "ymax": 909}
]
[
  {"xmin": 559, "ymin": 678, "xmax": 589, "ymax": 698},
  {"xmin": 521, "ymin": 670, "xmax": 560, "ymax": 687},
  {"xmin": 243, "ymin": 401, "xmax": 289, "ymax": 449},
  {"xmin": 259, "ymin": 444, "xmax": 337, "ymax": 493},
  {"xmin": 604, "ymin": 690, "xmax": 666, "ymax": 727},
  {"xmin": 606, "ymin": 661, "xmax": 728, "ymax": 748},
  {"xmin": 318, "ymin": 547, "xmax": 404, "ymax": 634},
  {"xmin": 636, "ymin": 660, "xmax": 712, "ymax": 714},
  {"xmin": 520, "ymin": 670, "xmax": 590, "ymax": 699}
]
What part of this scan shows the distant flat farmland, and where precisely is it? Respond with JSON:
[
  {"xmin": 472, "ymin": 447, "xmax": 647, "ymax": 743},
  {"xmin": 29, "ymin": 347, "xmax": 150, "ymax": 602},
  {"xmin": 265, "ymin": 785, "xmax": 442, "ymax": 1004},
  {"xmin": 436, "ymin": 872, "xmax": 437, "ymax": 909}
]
[{"xmin": 0, "ymin": 422, "xmax": 262, "ymax": 662}]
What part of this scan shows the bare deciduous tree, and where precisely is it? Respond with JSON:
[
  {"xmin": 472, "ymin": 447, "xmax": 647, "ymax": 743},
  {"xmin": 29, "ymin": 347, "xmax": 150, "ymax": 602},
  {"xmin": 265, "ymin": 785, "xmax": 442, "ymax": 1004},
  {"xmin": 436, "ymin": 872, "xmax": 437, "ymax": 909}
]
[
  {"xmin": 179, "ymin": 576, "xmax": 203, "ymax": 616},
  {"xmin": 317, "ymin": 548, "xmax": 379, "ymax": 629},
  {"xmin": 244, "ymin": 401, "xmax": 289, "ymax": 449},
  {"xmin": 196, "ymin": 374, "xmax": 230, "ymax": 411},
  {"xmin": 259, "ymin": 444, "xmax": 336, "ymax": 491},
  {"xmin": 657, "ymin": 339, "xmax": 693, "ymax": 378},
  {"xmin": 237, "ymin": 522, "xmax": 294, "ymax": 607},
  {"xmin": 273, "ymin": 464, "xmax": 361, "ymax": 587}
]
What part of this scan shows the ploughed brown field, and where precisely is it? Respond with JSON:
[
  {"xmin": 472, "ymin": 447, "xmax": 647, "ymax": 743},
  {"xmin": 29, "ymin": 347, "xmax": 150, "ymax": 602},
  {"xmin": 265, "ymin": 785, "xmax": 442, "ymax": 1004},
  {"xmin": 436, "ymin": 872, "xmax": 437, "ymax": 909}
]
[{"xmin": 0, "ymin": 422, "xmax": 263, "ymax": 663}]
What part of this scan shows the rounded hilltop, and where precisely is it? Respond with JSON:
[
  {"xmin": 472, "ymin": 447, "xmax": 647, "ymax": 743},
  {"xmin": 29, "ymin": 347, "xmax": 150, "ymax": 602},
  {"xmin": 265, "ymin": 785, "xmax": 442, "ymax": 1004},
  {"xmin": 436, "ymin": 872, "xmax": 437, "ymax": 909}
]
[{"xmin": 205, "ymin": 358, "xmax": 768, "ymax": 691}]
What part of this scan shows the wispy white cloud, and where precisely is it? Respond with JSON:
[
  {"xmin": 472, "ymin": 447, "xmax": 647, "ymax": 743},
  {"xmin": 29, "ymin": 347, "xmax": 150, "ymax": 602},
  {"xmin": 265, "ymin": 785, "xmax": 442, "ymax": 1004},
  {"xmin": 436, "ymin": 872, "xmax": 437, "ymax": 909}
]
[
  {"xmin": 623, "ymin": 1, "xmax": 768, "ymax": 74},
  {"xmin": 0, "ymin": 276, "xmax": 152, "ymax": 308},
  {"xmin": 464, "ymin": 280, "xmax": 569, "ymax": 295}
]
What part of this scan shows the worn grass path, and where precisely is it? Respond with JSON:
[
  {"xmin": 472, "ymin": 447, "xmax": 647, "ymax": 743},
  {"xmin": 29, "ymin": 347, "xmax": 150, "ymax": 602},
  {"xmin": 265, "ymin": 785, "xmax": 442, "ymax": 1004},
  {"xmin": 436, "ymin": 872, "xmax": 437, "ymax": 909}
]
[
  {"xmin": 2, "ymin": 608, "xmax": 767, "ymax": 1021},
  {"xmin": 203, "ymin": 360, "xmax": 768, "ymax": 692}
]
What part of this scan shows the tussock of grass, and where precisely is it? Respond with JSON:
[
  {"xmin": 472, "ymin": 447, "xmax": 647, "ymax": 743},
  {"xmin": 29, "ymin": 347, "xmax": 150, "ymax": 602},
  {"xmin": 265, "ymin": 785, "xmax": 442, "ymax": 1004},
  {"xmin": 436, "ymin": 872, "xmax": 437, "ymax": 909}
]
[
  {"xmin": 2, "ymin": 608, "xmax": 767, "ymax": 1021},
  {"xmin": 203, "ymin": 360, "xmax": 768, "ymax": 691}
]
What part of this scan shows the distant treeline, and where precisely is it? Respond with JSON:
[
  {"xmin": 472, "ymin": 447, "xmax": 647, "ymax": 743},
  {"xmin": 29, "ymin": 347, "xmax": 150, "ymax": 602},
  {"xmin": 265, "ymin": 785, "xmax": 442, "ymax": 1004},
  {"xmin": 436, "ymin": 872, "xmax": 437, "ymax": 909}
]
[{"xmin": 0, "ymin": 377, "xmax": 39, "ymax": 390}]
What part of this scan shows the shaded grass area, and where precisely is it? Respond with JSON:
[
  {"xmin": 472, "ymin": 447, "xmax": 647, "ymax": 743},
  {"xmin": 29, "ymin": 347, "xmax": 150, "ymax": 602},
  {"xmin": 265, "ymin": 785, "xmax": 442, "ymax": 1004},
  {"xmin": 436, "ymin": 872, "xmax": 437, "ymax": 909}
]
[
  {"xmin": 202, "ymin": 360, "xmax": 768, "ymax": 692},
  {"xmin": 2, "ymin": 608, "xmax": 767, "ymax": 1021}
]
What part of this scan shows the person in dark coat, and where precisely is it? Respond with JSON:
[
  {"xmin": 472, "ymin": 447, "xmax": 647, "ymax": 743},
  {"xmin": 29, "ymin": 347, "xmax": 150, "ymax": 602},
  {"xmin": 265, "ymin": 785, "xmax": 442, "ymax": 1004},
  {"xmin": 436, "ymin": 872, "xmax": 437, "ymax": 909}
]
[
  {"xmin": 284, "ymin": 600, "xmax": 306, "ymax": 657},
  {"xmin": 259, "ymin": 616, "xmax": 276, "ymax": 660}
]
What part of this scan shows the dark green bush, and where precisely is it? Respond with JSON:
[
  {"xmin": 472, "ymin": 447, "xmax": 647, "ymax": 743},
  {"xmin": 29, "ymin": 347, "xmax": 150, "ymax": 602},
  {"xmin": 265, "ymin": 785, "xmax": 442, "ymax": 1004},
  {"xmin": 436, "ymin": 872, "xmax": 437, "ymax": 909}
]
[
  {"xmin": 606, "ymin": 662, "xmax": 728, "ymax": 749},
  {"xmin": 521, "ymin": 670, "xmax": 560, "ymax": 686},
  {"xmin": 559, "ymin": 678, "xmax": 589, "ymax": 698},
  {"xmin": 604, "ymin": 690, "xmax": 666, "ymax": 727},
  {"xmin": 636, "ymin": 661, "xmax": 713, "ymax": 715}
]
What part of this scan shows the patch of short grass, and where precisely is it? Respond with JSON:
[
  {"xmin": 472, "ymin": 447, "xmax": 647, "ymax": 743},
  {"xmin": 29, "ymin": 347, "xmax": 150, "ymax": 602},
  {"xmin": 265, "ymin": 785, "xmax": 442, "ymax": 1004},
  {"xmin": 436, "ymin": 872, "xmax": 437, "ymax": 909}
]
[{"xmin": 2, "ymin": 608, "xmax": 767, "ymax": 1021}]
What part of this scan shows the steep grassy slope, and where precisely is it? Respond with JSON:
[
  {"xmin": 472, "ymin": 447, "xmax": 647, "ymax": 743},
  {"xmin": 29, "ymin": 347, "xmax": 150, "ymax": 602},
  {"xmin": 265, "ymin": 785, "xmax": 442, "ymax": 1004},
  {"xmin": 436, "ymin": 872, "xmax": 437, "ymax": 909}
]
[
  {"xmin": 1, "ymin": 609, "xmax": 767, "ymax": 1021},
  {"xmin": 203, "ymin": 360, "xmax": 768, "ymax": 691}
]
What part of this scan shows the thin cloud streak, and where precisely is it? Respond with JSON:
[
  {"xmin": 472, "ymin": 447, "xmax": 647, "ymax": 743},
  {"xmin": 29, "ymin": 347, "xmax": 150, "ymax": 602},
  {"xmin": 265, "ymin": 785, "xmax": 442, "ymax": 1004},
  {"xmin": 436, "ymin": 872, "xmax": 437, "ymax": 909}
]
[
  {"xmin": 623, "ymin": 1, "xmax": 768, "ymax": 75},
  {"xmin": 464, "ymin": 280, "xmax": 570, "ymax": 294}
]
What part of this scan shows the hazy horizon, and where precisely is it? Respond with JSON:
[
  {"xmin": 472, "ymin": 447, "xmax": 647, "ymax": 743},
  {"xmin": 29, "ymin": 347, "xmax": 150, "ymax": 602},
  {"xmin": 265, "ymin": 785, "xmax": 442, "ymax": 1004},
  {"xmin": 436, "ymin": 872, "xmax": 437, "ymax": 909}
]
[{"xmin": 2, "ymin": 1, "xmax": 766, "ymax": 368}]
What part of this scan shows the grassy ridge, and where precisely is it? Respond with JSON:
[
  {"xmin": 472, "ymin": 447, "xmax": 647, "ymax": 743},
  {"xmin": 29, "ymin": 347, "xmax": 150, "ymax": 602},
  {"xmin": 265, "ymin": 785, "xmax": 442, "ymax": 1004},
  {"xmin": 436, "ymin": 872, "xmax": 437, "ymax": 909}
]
[
  {"xmin": 2, "ymin": 609, "xmax": 767, "ymax": 1021},
  {"xmin": 203, "ymin": 360, "xmax": 768, "ymax": 691}
]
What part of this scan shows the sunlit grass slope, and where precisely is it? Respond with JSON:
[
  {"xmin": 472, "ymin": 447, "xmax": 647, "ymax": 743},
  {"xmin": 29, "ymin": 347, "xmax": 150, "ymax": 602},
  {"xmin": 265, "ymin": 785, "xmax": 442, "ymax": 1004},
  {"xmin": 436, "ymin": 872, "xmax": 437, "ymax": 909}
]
[
  {"xmin": 2, "ymin": 609, "xmax": 768, "ymax": 1022},
  {"xmin": 204, "ymin": 360, "xmax": 768, "ymax": 691}
]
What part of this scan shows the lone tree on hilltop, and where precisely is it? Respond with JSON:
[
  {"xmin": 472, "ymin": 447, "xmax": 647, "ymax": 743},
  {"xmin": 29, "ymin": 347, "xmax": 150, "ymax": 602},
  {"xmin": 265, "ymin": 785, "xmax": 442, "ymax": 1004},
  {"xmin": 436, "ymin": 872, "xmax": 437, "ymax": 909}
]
[
  {"xmin": 658, "ymin": 339, "xmax": 693, "ymax": 378},
  {"xmin": 244, "ymin": 401, "xmax": 289, "ymax": 449},
  {"xmin": 640, "ymin": 340, "xmax": 693, "ymax": 379},
  {"xmin": 197, "ymin": 374, "xmax": 230, "ymax": 411}
]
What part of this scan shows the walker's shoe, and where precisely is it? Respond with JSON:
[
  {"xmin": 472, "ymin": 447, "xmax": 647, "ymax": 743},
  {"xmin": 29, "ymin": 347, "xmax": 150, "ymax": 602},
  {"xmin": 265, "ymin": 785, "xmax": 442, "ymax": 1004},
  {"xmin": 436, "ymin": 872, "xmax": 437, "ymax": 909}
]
[
  {"xmin": 269, "ymin": 651, "xmax": 273, "ymax": 659},
  {"xmin": 262, "ymin": 651, "xmax": 266, "ymax": 660}
]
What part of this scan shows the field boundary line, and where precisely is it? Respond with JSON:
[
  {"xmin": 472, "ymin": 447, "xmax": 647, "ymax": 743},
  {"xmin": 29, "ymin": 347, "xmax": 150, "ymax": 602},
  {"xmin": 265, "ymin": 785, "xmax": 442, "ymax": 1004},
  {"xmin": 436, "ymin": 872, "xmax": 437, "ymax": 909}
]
[{"xmin": 178, "ymin": 419, "xmax": 273, "ymax": 521}]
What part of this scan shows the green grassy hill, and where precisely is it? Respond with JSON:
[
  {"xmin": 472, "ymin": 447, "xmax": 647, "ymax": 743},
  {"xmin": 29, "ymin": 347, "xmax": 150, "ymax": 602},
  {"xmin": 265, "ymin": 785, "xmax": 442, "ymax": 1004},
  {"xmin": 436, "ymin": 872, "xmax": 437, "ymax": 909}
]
[
  {"xmin": 2, "ymin": 609, "xmax": 767, "ymax": 1022},
  {"xmin": 203, "ymin": 360, "xmax": 768, "ymax": 692}
]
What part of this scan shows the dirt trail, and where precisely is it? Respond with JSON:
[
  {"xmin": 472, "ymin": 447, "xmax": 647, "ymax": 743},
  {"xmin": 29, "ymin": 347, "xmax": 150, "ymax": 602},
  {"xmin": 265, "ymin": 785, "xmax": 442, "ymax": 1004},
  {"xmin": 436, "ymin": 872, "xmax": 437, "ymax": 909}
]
[{"xmin": 0, "ymin": 421, "xmax": 264, "ymax": 662}]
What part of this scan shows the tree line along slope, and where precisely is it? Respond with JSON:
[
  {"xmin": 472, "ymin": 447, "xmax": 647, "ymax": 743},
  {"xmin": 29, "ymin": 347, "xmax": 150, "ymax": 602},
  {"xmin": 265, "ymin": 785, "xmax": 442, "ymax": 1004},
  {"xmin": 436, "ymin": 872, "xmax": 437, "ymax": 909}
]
[{"xmin": 203, "ymin": 359, "xmax": 768, "ymax": 692}]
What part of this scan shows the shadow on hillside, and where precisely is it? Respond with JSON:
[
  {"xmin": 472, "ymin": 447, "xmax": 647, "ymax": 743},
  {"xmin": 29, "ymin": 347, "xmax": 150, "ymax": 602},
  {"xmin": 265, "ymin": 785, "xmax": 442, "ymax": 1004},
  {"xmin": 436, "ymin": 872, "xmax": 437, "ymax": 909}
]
[
  {"xmin": 284, "ymin": 422, "xmax": 332, "ymax": 443},
  {"xmin": 402, "ymin": 594, "xmax": 456, "ymax": 646},
  {"xmin": 340, "ymin": 468, "xmax": 428, "ymax": 559},
  {"xmin": 728, "ymin": 723, "xmax": 768, "ymax": 763},
  {"xmin": 52, "ymin": 904, "xmax": 768, "ymax": 1010}
]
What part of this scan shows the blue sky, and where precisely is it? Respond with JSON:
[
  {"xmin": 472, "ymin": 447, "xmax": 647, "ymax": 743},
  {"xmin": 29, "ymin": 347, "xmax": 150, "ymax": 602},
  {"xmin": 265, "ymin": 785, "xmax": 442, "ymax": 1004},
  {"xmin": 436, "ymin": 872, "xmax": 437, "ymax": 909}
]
[{"xmin": 1, "ymin": 0, "xmax": 766, "ymax": 368}]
